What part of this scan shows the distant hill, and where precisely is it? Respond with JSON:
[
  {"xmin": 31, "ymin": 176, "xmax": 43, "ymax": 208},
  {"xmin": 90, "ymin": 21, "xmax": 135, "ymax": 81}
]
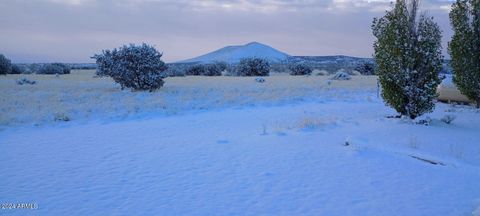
[
  {"xmin": 179, "ymin": 42, "xmax": 290, "ymax": 64},
  {"xmin": 286, "ymin": 55, "xmax": 372, "ymax": 70},
  {"xmin": 287, "ymin": 55, "xmax": 371, "ymax": 64}
]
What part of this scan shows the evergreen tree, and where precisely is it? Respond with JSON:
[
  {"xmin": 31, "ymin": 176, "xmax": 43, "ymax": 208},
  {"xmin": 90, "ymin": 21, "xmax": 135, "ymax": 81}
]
[
  {"xmin": 372, "ymin": 0, "xmax": 443, "ymax": 119},
  {"xmin": 449, "ymin": 0, "xmax": 480, "ymax": 108}
]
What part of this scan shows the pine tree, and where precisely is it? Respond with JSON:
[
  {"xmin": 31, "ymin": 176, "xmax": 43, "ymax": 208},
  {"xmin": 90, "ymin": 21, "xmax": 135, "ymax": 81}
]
[
  {"xmin": 372, "ymin": 0, "xmax": 443, "ymax": 119},
  {"xmin": 449, "ymin": 0, "xmax": 480, "ymax": 108}
]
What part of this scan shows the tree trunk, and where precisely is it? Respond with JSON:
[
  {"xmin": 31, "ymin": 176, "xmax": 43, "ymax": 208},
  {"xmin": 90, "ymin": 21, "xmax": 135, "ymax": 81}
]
[{"xmin": 476, "ymin": 97, "xmax": 480, "ymax": 109}]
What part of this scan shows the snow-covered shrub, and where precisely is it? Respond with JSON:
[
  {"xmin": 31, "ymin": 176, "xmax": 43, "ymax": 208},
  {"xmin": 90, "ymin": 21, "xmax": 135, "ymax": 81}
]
[
  {"xmin": 372, "ymin": 0, "xmax": 443, "ymax": 119},
  {"xmin": 331, "ymin": 70, "xmax": 351, "ymax": 80},
  {"xmin": 38, "ymin": 63, "xmax": 71, "ymax": 75},
  {"xmin": 204, "ymin": 64, "xmax": 223, "ymax": 76},
  {"xmin": 255, "ymin": 77, "xmax": 266, "ymax": 83},
  {"xmin": 213, "ymin": 61, "xmax": 228, "ymax": 72},
  {"xmin": 354, "ymin": 62, "xmax": 376, "ymax": 75},
  {"xmin": 10, "ymin": 65, "xmax": 23, "ymax": 74},
  {"xmin": 441, "ymin": 114, "xmax": 456, "ymax": 124},
  {"xmin": 449, "ymin": 0, "xmax": 480, "ymax": 108},
  {"xmin": 54, "ymin": 113, "xmax": 70, "ymax": 122},
  {"xmin": 186, "ymin": 64, "xmax": 207, "ymax": 76},
  {"xmin": 92, "ymin": 43, "xmax": 168, "ymax": 91},
  {"xmin": 164, "ymin": 66, "xmax": 185, "ymax": 77},
  {"xmin": 236, "ymin": 58, "xmax": 270, "ymax": 76},
  {"xmin": 16, "ymin": 78, "xmax": 36, "ymax": 85},
  {"xmin": 289, "ymin": 63, "xmax": 313, "ymax": 76},
  {"xmin": 417, "ymin": 116, "xmax": 432, "ymax": 126},
  {"xmin": 0, "ymin": 54, "xmax": 12, "ymax": 75}
]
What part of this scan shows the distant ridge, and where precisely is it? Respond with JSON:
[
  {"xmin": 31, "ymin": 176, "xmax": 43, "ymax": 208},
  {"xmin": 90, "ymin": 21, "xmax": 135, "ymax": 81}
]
[{"xmin": 179, "ymin": 42, "xmax": 290, "ymax": 64}]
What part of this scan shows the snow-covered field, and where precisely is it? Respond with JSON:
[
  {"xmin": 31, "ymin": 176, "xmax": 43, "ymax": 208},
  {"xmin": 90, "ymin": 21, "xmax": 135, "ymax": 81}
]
[
  {"xmin": 0, "ymin": 70, "xmax": 376, "ymax": 128},
  {"xmin": 1, "ymin": 71, "xmax": 480, "ymax": 215}
]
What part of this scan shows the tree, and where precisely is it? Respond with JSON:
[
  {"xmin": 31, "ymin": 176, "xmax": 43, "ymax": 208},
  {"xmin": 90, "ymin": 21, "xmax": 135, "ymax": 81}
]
[
  {"xmin": 38, "ymin": 63, "xmax": 71, "ymax": 75},
  {"xmin": 0, "ymin": 54, "xmax": 12, "ymax": 75},
  {"xmin": 354, "ymin": 62, "xmax": 376, "ymax": 75},
  {"xmin": 449, "ymin": 0, "xmax": 480, "ymax": 108},
  {"xmin": 213, "ymin": 61, "xmax": 228, "ymax": 72},
  {"xmin": 372, "ymin": 0, "xmax": 443, "ymax": 119},
  {"xmin": 205, "ymin": 64, "xmax": 223, "ymax": 76},
  {"xmin": 186, "ymin": 64, "xmax": 207, "ymax": 76},
  {"xmin": 236, "ymin": 57, "xmax": 270, "ymax": 76},
  {"xmin": 289, "ymin": 63, "xmax": 313, "ymax": 76},
  {"xmin": 92, "ymin": 43, "xmax": 167, "ymax": 91},
  {"xmin": 11, "ymin": 65, "xmax": 23, "ymax": 74}
]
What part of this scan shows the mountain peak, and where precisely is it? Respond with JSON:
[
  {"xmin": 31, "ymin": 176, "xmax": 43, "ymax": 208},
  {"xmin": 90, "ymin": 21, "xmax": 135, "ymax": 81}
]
[
  {"xmin": 245, "ymin": 41, "xmax": 263, "ymax": 46},
  {"xmin": 179, "ymin": 42, "xmax": 290, "ymax": 64}
]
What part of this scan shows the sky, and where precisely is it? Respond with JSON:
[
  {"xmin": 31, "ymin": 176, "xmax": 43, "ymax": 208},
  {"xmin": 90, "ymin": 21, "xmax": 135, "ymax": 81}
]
[{"xmin": 0, "ymin": 0, "xmax": 455, "ymax": 63}]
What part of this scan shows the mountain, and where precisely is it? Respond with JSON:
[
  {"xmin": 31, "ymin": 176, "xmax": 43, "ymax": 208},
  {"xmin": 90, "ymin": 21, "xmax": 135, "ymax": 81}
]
[{"xmin": 179, "ymin": 42, "xmax": 290, "ymax": 64}]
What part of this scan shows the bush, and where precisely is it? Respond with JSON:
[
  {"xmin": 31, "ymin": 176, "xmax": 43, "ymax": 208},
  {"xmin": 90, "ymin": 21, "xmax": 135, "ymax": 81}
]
[
  {"xmin": 16, "ymin": 78, "xmax": 36, "ymax": 85},
  {"xmin": 354, "ymin": 62, "xmax": 376, "ymax": 75},
  {"xmin": 10, "ymin": 65, "xmax": 23, "ymax": 74},
  {"xmin": 441, "ymin": 114, "xmax": 456, "ymax": 124},
  {"xmin": 38, "ymin": 63, "xmax": 71, "ymax": 75},
  {"xmin": 92, "ymin": 43, "xmax": 167, "ymax": 91},
  {"xmin": 204, "ymin": 64, "xmax": 223, "ymax": 76},
  {"xmin": 0, "ymin": 54, "xmax": 12, "ymax": 75},
  {"xmin": 186, "ymin": 64, "xmax": 207, "ymax": 76},
  {"xmin": 236, "ymin": 57, "xmax": 270, "ymax": 76},
  {"xmin": 212, "ymin": 61, "xmax": 227, "ymax": 72},
  {"xmin": 289, "ymin": 63, "xmax": 313, "ymax": 76},
  {"xmin": 164, "ymin": 66, "xmax": 186, "ymax": 77}
]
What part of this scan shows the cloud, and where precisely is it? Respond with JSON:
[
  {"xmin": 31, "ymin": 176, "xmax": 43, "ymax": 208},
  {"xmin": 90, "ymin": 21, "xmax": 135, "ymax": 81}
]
[{"xmin": 0, "ymin": 0, "xmax": 455, "ymax": 63}]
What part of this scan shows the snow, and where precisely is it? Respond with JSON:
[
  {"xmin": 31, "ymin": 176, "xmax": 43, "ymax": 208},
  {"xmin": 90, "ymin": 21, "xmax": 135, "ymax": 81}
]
[
  {"xmin": 179, "ymin": 42, "xmax": 290, "ymax": 64},
  {"xmin": 1, "ymin": 71, "xmax": 480, "ymax": 215},
  {"xmin": 0, "ymin": 70, "xmax": 376, "ymax": 128}
]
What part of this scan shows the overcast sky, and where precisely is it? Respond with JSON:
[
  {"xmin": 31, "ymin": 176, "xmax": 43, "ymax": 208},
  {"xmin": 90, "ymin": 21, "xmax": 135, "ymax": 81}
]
[{"xmin": 0, "ymin": 0, "xmax": 454, "ymax": 63}]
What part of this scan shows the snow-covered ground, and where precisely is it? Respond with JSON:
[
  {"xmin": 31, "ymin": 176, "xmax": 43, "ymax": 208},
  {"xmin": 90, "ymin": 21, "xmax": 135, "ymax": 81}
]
[
  {"xmin": 0, "ymin": 70, "xmax": 376, "ymax": 129},
  {"xmin": 1, "ymin": 71, "xmax": 480, "ymax": 215}
]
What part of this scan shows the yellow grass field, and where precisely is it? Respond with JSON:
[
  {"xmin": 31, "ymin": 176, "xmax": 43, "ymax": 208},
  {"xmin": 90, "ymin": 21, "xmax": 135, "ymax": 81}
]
[{"xmin": 0, "ymin": 70, "xmax": 378, "ymax": 127}]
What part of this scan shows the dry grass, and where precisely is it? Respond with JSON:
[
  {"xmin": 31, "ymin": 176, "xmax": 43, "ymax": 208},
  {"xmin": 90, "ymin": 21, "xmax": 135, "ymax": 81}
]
[
  {"xmin": 0, "ymin": 70, "xmax": 377, "ymax": 127},
  {"xmin": 296, "ymin": 116, "xmax": 338, "ymax": 130}
]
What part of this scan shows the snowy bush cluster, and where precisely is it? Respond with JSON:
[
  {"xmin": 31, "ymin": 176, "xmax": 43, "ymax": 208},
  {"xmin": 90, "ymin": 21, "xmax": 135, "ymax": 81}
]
[
  {"xmin": 184, "ymin": 62, "xmax": 226, "ymax": 76},
  {"xmin": 235, "ymin": 57, "xmax": 270, "ymax": 76},
  {"xmin": 10, "ymin": 65, "xmax": 23, "ymax": 74},
  {"xmin": 164, "ymin": 65, "xmax": 186, "ymax": 77},
  {"xmin": 16, "ymin": 78, "xmax": 36, "ymax": 85},
  {"xmin": 37, "ymin": 63, "xmax": 71, "ymax": 75},
  {"xmin": 354, "ymin": 62, "xmax": 376, "ymax": 75},
  {"xmin": 289, "ymin": 63, "xmax": 313, "ymax": 76},
  {"xmin": 185, "ymin": 64, "xmax": 206, "ymax": 76},
  {"xmin": 0, "ymin": 54, "xmax": 13, "ymax": 75},
  {"xmin": 93, "ymin": 43, "xmax": 168, "ymax": 91}
]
